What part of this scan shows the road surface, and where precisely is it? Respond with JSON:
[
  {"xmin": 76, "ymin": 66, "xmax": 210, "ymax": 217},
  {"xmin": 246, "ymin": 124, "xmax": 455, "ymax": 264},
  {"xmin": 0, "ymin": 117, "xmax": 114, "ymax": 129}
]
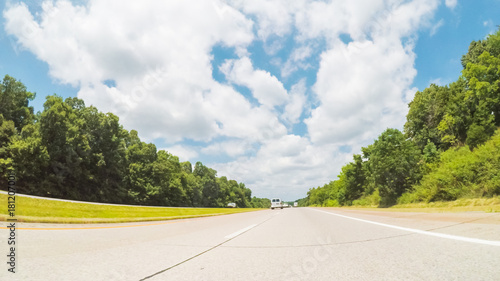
[{"xmin": 1, "ymin": 207, "xmax": 500, "ymax": 280}]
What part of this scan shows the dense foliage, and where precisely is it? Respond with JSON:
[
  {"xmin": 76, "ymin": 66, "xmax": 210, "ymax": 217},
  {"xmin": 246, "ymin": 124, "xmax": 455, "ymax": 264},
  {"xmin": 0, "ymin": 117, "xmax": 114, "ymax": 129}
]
[
  {"xmin": 0, "ymin": 77, "xmax": 268, "ymax": 208},
  {"xmin": 302, "ymin": 29, "xmax": 500, "ymax": 207},
  {"xmin": 399, "ymin": 131, "xmax": 500, "ymax": 204}
]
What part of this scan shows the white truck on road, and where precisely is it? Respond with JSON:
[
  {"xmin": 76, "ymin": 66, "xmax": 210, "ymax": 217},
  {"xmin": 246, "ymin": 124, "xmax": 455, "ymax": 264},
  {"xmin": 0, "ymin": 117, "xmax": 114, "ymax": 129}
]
[{"xmin": 270, "ymin": 198, "xmax": 283, "ymax": 210}]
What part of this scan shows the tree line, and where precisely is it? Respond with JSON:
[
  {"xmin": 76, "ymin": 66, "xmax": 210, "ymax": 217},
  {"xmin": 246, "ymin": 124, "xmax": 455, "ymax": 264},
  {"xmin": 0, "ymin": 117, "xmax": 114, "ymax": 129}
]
[
  {"xmin": 0, "ymin": 79, "xmax": 270, "ymax": 208},
  {"xmin": 301, "ymin": 29, "xmax": 500, "ymax": 207}
]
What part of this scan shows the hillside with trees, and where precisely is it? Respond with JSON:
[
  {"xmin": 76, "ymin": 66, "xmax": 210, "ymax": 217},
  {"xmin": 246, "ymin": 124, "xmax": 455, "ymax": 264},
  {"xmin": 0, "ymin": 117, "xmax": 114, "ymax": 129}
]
[
  {"xmin": 301, "ymin": 29, "xmax": 500, "ymax": 207},
  {"xmin": 0, "ymin": 77, "xmax": 268, "ymax": 208}
]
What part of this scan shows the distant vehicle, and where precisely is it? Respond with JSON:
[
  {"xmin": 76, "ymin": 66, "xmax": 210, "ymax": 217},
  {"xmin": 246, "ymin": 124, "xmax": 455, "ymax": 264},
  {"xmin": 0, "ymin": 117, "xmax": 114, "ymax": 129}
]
[
  {"xmin": 283, "ymin": 203, "xmax": 289, "ymax": 208},
  {"xmin": 294, "ymin": 202, "xmax": 298, "ymax": 207},
  {"xmin": 271, "ymin": 198, "xmax": 283, "ymax": 210},
  {"xmin": 227, "ymin": 202, "xmax": 236, "ymax": 208}
]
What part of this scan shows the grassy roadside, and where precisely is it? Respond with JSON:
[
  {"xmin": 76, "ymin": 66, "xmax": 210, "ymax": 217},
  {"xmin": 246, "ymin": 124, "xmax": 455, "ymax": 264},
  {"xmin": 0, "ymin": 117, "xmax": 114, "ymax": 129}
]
[
  {"xmin": 0, "ymin": 193, "xmax": 263, "ymax": 224},
  {"xmin": 344, "ymin": 197, "xmax": 500, "ymax": 213}
]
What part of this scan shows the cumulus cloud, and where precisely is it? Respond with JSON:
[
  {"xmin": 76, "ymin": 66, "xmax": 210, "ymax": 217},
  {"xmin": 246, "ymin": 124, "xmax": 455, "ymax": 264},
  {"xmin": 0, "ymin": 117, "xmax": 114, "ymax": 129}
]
[
  {"xmin": 282, "ymin": 79, "xmax": 307, "ymax": 125},
  {"xmin": 4, "ymin": 0, "xmax": 255, "ymax": 143},
  {"xmin": 3, "ymin": 0, "xmax": 441, "ymax": 200},
  {"xmin": 213, "ymin": 135, "xmax": 353, "ymax": 199},
  {"xmin": 228, "ymin": 0, "xmax": 301, "ymax": 40},
  {"xmin": 160, "ymin": 145, "xmax": 198, "ymax": 162},
  {"xmin": 303, "ymin": 0, "xmax": 438, "ymax": 147},
  {"xmin": 220, "ymin": 56, "xmax": 288, "ymax": 108},
  {"xmin": 205, "ymin": 83, "xmax": 287, "ymax": 142},
  {"xmin": 306, "ymin": 38, "xmax": 417, "ymax": 146},
  {"xmin": 281, "ymin": 45, "xmax": 313, "ymax": 78},
  {"xmin": 201, "ymin": 140, "xmax": 253, "ymax": 158}
]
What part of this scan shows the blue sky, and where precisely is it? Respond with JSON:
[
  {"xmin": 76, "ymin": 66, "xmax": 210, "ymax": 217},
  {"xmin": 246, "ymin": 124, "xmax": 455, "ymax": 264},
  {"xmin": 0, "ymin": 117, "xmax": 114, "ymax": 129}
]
[{"xmin": 1, "ymin": 0, "xmax": 498, "ymax": 200}]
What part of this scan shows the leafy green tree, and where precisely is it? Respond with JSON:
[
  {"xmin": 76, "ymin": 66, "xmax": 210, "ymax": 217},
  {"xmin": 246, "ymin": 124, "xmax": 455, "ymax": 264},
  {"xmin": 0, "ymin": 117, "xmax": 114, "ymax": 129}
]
[
  {"xmin": 237, "ymin": 183, "xmax": 252, "ymax": 208},
  {"xmin": 216, "ymin": 176, "xmax": 229, "ymax": 207},
  {"xmin": 152, "ymin": 151, "xmax": 186, "ymax": 206},
  {"xmin": 250, "ymin": 197, "xmax": 271, "ymax": 208},
  {"xmin": 180, "ymin": 161, "xmax": 192, "ymax": 174},
  {"xmin": 73, "ymin": 100, "xmax": 129, "ymax": 203},
  {"xmin": 124, "ymin": 130, "xmax": 158, "ymax": 204},
  {"xmin": 439, "ymin": 30, "xmax": 500, "ymax": 149},
  {"xmin": 193, "ymin": 162, "xmax": 220, "ymax": 207},
  {"xmin": 461, "ymin": 51, "xmax": 499, "ymax": 148},
  {"xmin": 422, "ymin": 140, "xmax": 440, "ymax": 164},
  {"xmin": 365, "ymin": 129, "xmax": 423, "ymax": 206},
  {"xmin": 399, "ymin": 129, "xmax": 500, "ymax": 203},
  {"xmin": 342, "ymin": 154, "xmax": 366, "ymax": 203},
  {"xmin": 461, "ymin": 30, "xmax": 500, "ymax": 68},
  {"xmin": 329, "ymin": 179, "xmax": 346, "ymax": 205},
  {"xmin": 307, "ymin": 186, "xmax": 328, "ymax": 206},
  {"xmin": 405, "ymin": 84, "xmax": 452, "ymax": 150},
  {"xmin": 0, "ymin": 115, "xmax": 16, "ymax": 186},
  {"xmin": 296, "ymin": 197, "xmax": 309, "ymax": 207},
  {"xmin": 0, "ymin": 75, "xmax": 35, "ymax": 131},
  {"xmin": 36, "ymin": 95, "xmax": 87, "ymax": 199},
  {"xmin": 10, "ymin": 123, "xmax": 50, "ymax": 195},
  {"xmin": 432, "ymin": 78, "xmax": 468, "ymax": 147},
  {"xmin": 183, "ymin": 172, "xmax": 203, "ymax": 207},
  {"xmin": 0, "ymin": 75, "xmax": 36, "ymax": 188},
  {"xmin": 24, "ymin": 96, "xmax": 126, "ymax": 202},
  {"xmin": 0, "ymin": 75, "xmax": 255, "ymax": 208},
  {"xmin": 304, "ymin": 28, "xmax": 500, "ymax": 207}
]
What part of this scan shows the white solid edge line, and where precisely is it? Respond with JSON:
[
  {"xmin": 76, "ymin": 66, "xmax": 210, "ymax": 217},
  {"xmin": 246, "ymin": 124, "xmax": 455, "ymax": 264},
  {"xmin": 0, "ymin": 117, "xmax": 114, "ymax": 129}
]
[
  {"xmin": 310, "ymin": 208, "xmax": 500, "ymax": 247},
  {"xmin": 225, "ymin": 224, "xmax": 257, "ymax": 239}
]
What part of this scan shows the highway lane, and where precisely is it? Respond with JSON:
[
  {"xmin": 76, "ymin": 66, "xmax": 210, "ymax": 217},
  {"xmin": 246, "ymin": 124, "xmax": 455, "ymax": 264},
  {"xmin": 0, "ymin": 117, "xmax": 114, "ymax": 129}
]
[{"xmin": 1, "ymin": 207, "xmax": 500, "ymax": 280}]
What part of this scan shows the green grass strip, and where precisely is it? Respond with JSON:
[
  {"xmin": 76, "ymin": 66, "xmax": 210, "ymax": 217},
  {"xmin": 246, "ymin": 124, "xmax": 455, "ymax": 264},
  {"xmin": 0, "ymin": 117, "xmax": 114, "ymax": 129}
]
[
  {"xmin": 347, "ymin": 197, "xmax": 500, "ymax": 213},
  {"xmin": 0, "ymin": 193, "xmax": 263, "ymax": 224}
]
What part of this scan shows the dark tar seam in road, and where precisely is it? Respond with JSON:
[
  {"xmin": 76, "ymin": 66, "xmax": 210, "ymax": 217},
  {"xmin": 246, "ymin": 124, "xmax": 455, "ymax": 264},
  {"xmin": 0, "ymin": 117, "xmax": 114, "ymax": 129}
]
[
  {"xmin": 139, "ymin": 213, "xmax": 276, "ymax": 280},
  {"xmin": 220, "ymin": 233, "xmax": 416, "ymax": 248}
]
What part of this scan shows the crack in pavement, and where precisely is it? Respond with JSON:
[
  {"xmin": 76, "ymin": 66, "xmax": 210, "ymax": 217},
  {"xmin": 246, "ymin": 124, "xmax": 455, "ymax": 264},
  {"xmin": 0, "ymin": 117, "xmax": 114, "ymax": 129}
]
[
  {"xmin": 139, "ymin": 213, "xmax": 277, "ymax": 280},
  {"xmin": 220, "ymin": 233, "xmax": 416, "ymax": 249}
]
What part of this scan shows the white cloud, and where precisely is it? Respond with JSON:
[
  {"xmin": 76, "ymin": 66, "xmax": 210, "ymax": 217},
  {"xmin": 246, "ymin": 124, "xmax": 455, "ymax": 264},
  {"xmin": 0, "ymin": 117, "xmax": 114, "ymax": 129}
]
[
  {"xmin": 445, "ymin": 0, "xmax": 457, "ymax": 9},
  {"xmin": 220, "ymin": 56, "xmax": 288, "ymax": 108},
  {"xmin": 282, "ymin": 79, "xmax": 307, "ymax": 125},
  {"xmin": 201, "ymin": 140, "xmax": 253, "ymax": 157},
  {"xmin": 160, "ymin": 145, "xmax": 198, "ymax": 162},
  {"xmin": 305, "ymin": 38, "xmax": 417, "ymax": 146},
  {"xmin": 294, "ymin": 0, "xmax": 387, "ymax": 42},
  {"xmin": 4, "ymin": 0, "xmax": 255, "ymax": 143},
  {"xmin": 212, "ymin": 135, "xmax": 352, "ymax": 200},
  {"xmin": 205, "ymin": 83, "xmax": 287, "ymax": 142},
  {"xmin": 4, "ymin": 0, "xmax": 441, "ymax": 200},
  {"xmin": 482, "ymin": 19, "xmax": 496, "ymax": 35},
  {"xmin": 303, "ymin": 0, "xmax": 438, "ymax": 147},
  {"xmin": 483, "ymin": 20, "xmax": 492, "ymax": 27},
  {"xmin": 228, "ymin": 0, "xmax": 301, "ymax": 40},
  {"xmin": 429, "ymin": 78, "xmax": 445, "ymax": 86},
  {"xmin": 281, "ymin": 45, "xmax": 313, "ymax": 77},
  {"xmin": 430, "ymin": 19, "xmax": 444, "ymax": 36}
]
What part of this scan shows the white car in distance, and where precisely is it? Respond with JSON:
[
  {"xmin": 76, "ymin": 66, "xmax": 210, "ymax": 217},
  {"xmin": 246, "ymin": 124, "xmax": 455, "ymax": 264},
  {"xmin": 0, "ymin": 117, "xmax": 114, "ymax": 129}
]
[{"xmin": 271, "ymin": 198, "xmax": 283, "ymax": 210}]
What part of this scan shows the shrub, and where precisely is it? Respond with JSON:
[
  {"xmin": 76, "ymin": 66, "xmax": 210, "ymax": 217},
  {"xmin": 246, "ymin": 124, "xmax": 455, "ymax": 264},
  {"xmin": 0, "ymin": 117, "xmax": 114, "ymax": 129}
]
[
  {"xmin": 400, "ymin": 130, "xmax": 500, "ymax": 203},
  {"xmin": 352, "ymin": 189, "xmax": 381, "ymax": 206}
]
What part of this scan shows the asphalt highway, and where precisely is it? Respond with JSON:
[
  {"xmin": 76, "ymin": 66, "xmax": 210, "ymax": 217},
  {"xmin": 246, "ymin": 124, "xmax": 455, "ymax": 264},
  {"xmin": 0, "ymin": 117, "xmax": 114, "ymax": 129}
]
[{"xmin": 1, "ymin": 207, "xmax": 500, "ymax": 280}]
